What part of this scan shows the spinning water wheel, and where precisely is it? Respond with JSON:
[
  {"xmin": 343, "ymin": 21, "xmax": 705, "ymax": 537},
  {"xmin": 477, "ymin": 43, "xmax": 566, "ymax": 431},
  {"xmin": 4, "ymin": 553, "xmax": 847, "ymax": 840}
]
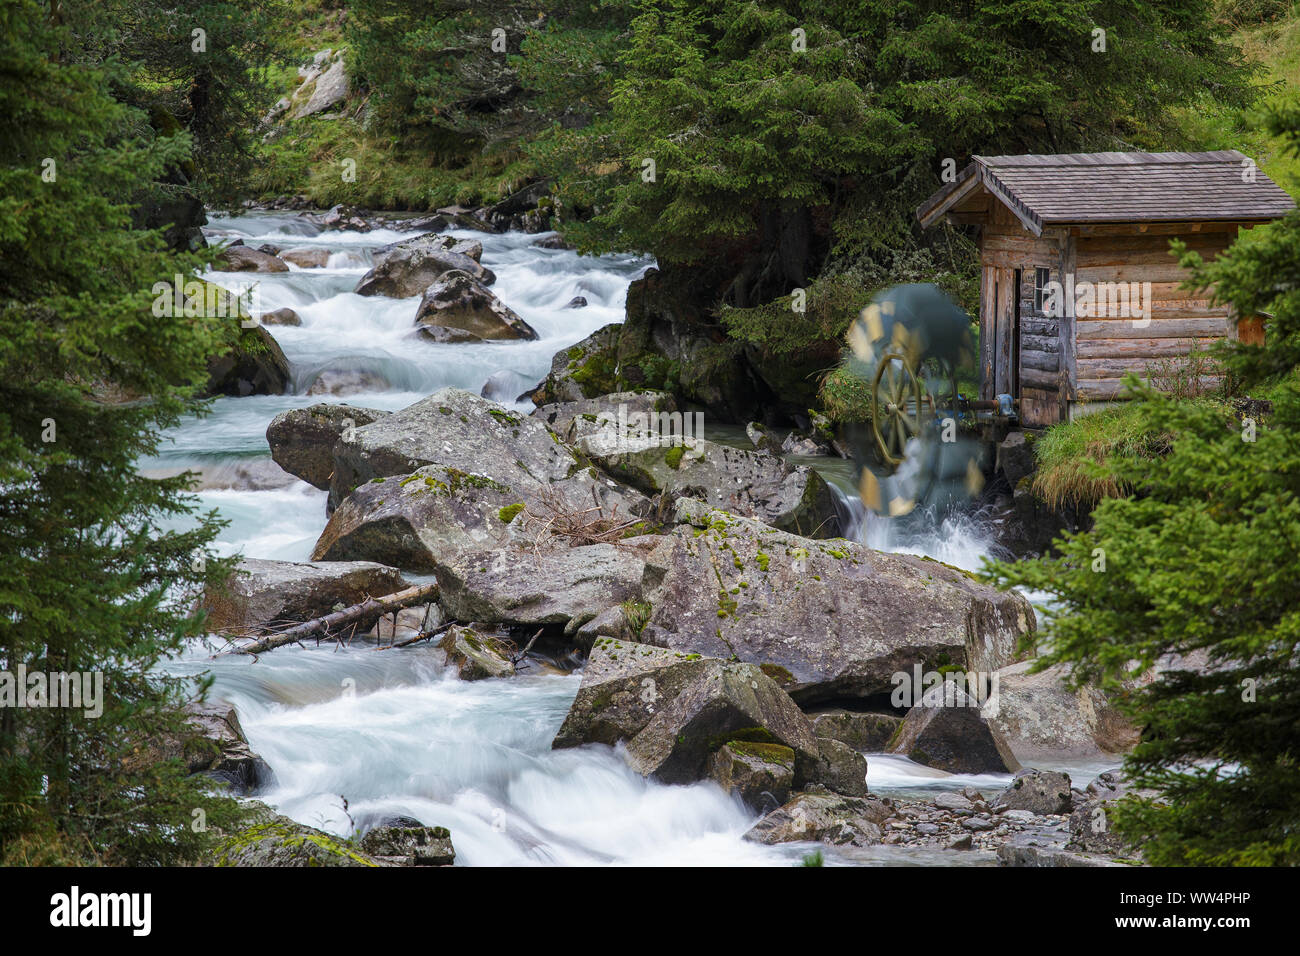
[
  {"xmin": 871, "ymin": 350, "xmax": 928, "ymax": 466},
  {"xmin": 841, "ymin": 284, "xmax": 982, "ymax": 517}
]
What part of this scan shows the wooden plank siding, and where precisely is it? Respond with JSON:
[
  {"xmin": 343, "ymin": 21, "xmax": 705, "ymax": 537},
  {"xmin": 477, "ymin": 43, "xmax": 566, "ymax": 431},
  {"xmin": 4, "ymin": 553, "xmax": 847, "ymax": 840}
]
[
  {"xmin": 1071, "ymin": 228, "xmax": 1235, "ymax": 400},
  {"xmin": 918, "ymin": 151, "xmax": 1295, "ymax": 421}
]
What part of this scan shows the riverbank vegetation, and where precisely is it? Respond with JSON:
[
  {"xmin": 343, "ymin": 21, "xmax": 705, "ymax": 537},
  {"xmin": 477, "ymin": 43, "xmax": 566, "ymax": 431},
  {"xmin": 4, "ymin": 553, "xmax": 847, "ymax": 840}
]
[
  {"xmin": 0, "ymin": 0, "xmax": 268, "ymax": 864},
  {"xmin": 4, "ymin": 0, "xmax": 1300, "ymax": 868},
  {"xmin": 989, "ymin": 100, "xmax": 1300, "ymax": 866}
]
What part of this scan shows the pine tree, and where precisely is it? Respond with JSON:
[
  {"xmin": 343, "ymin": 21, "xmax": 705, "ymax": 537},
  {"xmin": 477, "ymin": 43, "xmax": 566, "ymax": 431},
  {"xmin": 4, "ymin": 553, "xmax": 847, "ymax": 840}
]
[
  {"xmin": 0, "ymin": 0, "xmax": 243, "ymax": 864},
  {"xmin": 987, "ymin": 100, "xmax": 1300, "ymax": 866}
]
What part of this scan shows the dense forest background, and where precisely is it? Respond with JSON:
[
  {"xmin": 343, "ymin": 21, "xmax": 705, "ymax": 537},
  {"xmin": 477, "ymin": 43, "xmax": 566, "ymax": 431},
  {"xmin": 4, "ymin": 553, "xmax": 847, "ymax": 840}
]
[{"xmin": 2, "ymin": 0, "xmax": 1299, "ymax": 866}]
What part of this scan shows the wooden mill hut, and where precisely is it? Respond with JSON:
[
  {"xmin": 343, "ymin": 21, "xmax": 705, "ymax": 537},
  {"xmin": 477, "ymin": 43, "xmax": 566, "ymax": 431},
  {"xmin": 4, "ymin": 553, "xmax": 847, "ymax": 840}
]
[{"xmin": 916, "ymin": 150, "xmax": 1295, "ymax": 425}]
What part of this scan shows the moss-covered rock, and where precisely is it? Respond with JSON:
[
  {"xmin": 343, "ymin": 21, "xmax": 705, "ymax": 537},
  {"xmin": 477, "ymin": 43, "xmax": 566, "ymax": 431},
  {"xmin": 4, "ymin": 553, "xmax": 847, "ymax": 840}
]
[
  {"xmin": 707, "ymin": 740, "xmax": 795, "ymax": 810},
  {"xmin": 438, "ymin": 625, "xmax": 516, "ymax": 680},
  {"xmin": 266, "ymin": 403, "xmax": 389, "ymax": 490}
]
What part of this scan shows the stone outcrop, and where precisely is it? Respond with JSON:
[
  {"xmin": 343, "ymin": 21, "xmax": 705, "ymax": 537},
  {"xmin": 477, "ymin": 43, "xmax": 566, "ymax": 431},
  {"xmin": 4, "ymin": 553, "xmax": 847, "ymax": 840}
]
[
  {"xmin": 889, "ymin": 682, "xmax": 1021, "ymax": 774},
  {"xmin": 635, "ymin": 503, "xmax": 1035, "ymax": 705},
  {"xmin": 355, "ymin": 234, "xmax": 493, "ymax": 298},
  {"xmin": 201, "ymin": 558, "xmax": 408, "ymax": 635},
  {"xmin": 266, "ymin": 403, "xmax": 390, "ymax": 490},
  {"xmin": 413, "ymin": 270, "xmax": 537, "ymax": 342}
]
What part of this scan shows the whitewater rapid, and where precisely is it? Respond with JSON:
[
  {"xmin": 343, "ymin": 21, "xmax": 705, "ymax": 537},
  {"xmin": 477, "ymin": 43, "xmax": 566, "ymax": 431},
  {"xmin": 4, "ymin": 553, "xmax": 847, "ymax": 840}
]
[{"xmin": 153, "ymin": 211, "xmax": 1098, "ymax": 867}]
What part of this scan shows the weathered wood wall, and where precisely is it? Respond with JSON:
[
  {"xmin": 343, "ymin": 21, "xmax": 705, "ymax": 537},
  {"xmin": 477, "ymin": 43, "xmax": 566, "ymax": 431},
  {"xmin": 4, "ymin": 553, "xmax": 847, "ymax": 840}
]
[
  {"xmin": 1071, "ymin": 228, "xmax": 1234, "ymax": 401},
  {"xmin": 977, "ymin": 210, "xmax": 1243, "ymax": 420}
]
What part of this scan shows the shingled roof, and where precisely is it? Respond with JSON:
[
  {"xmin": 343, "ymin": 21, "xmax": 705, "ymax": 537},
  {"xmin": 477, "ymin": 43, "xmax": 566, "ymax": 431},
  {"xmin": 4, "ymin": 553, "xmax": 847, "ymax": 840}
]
[{"xmin": 917, "ymin": 150, "xmax": 1296, "ymax": 235}]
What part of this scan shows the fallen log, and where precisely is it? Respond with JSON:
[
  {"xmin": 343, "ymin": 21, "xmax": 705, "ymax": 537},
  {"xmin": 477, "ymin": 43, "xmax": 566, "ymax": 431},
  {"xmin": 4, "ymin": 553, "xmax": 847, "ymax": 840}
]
[{"xmin": 218, "ymin": 582, "xmax": 440, "ymax": 657}]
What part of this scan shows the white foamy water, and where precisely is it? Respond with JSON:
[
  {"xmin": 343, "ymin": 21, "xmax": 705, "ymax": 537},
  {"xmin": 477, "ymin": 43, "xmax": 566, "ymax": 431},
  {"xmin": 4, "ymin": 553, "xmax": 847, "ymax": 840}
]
[{"xmin": 154, "ymin": 211, "xmax": 1042, "ymax": 867}]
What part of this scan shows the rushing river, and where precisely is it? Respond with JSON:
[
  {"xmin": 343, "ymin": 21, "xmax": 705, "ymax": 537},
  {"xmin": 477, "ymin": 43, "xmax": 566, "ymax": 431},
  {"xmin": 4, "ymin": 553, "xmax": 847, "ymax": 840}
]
[{"xmin": 152, "ymin": 211, "xmax": 1107, "ymax": 866}]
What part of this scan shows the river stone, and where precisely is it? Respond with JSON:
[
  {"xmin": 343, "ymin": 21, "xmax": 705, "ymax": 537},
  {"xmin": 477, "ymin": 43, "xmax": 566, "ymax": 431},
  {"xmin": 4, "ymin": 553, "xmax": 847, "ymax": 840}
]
[
  {"xmin": 434, "ymin": 542, "xmax": 648, "ymax": 631},
  {"xmin": 279, "ymin": 247, "xmax": 331, "ymax": 269},
  {"xmin": 305, "ymin": 368, "xmax": 391, "ymax": 396},
  {"xmin": 532, "ymin": 390, "xmax": 677, "ymax": 444},
  {"xmin": 218, "ymin": 244, "xmax": 289, "ymax": 272},
  {"xmin": 552, "ymin": 638, "xmax": 711, "ymax": 748},
  {"xmin": 527, "ymin": 323, "xmax": 622, "ymax": 404},
  {"xmin": 745, "ymin": 421, "xmax": 784, "ymax": 456},
  {"xmin": 1067, "ymin": 769, "xmax": 1152, "ymax": 856},
  {"xmin": 707, "ymin": 741, "xmax": 795, "ymax": 810},
  {"xmin": 205, "ymin": 325, "xmax": 291, "ymax": 397},
  {"xmin": 809, "ymin": 710, "xmax": 903, "ymax": 752},
  {"xmin": 266, "ymin": 403, "xmax": 390, "ymax": 490},
  {"xmin": 889, "ymin": 683, "xmax": 1021, "ymax": 774},
  {"xmin": 813, "ymin": 737, "xmax": 869, "ymax": 797},
  {"xmin": 355, "ymin": 234, "xmax": 494, "ymax": 298},
  {"xmin": 622, "ymin": 659, "xmax": 821, "ymax": 785},
  {"xmin": 997, "ymin": 835, "xmax": 1126, "ymax": 868},
  {"xmin": 359, "ymin": 823, "xmax": 455, "ymax": 866},
  {"xmin": 413, "ymin": 270, "xmax": 537, "ymax": 342},
  {"xmin": 982, "ymin": 659, "xmax": 1138, "ymax": 760},
  {"xmin": 217, "ymin": 808, "xmax": 379, "ymax": 867},
  {"xmin": 328, "ymin": 388, "xmax": 566, "ymax": 507},
  {"xmin": 312, "ymin": 464, "xmax": 519, "ymax": 570},
  {"xmin": 744, "ymin": 790, "xmax": 893, "ymax": 847},
  {"xmin": 326, "ymin": 387, "xmax": 640, "ymax": 520},
  {"xmin": 581, "ymin": 431, "xmax": 842, "ymax": 538},
  {"xmin": 439, "ymin": 625, "xmax": 515, "ymax": 680},
  {"xmin": 636, "ymin": 504, "xmax": 1035, "ymax": 705},
  {"xmin": 553, "ymin": 638, "xmax": 821, "ymax": 786},
  {"xmin": 162, "ymin": 702, "xmax": 272, "ymax": 795},
  {"xmin": 992, "ymin": 769, "xmax": 1074, "ymax": 816},
  {"xmin": 202, "ymin": 557, "xmax": 408, "ymax": 635},
  {"xmin": 260, "ymin": 307, "xmax": 302, "ymax": 326}
]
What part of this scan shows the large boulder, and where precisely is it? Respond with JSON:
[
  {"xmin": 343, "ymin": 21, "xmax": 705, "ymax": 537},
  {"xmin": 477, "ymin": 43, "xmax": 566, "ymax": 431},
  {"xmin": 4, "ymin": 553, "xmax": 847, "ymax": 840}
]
[
  {"xmin": 553, "ymin": 637, "xmax": 822, "ymax": 786},
  {"xmin": 217, "ymin": 244, "xmax": 289, "ymax": 273},
  {"xmin": 983, "ymin": 659, "xmax": 1138, "ymax": 760},
  {"xmin": 808, "ymin": 709, "xmax": 903, "ymax": 752},
  {"xmin": 359, "ymin": 821, "xmax": 455, "ymax": 866},
  {"xmin": 813, "ymin": 737, "xmax": 869, "ymax": 797},
  {"xmin": 205, "ymin": 325, "xmax": 291, "ymax": 397},
  {"xmin": 636, "ymin": 503, "xmax": 1035, "ymax": 705},
  {"xmin": 154, "ymin": 702, "xmax": 272, "ymax": 796},
  {"xmin": 217, "ymin": 807, "xmax": 380, "ymax": 867},
  {"xmin": 413, "ymin": 270, "xmax": 537, "ymax": 342},
  {"xmin": 707, "ymin": 741, "xmax": 796, "ymax": 810},
  {"xmin": 532, "ymin": 390, "xmax": 676, "ymax": 443},
  {"xmin": 527, "ymin": 323, "xmax": 621, "ymax": 404},
  {"xmin": 355, "ymin": 234, "xmax": 493, "ymax": 298},
  {"xmin": 992, "ymin": 769, "xmax": 1074, "ymax": 816},
  {"xmin": 289, "ymin": 50, "xmax": 350, "ymax": 120},
  {"xmin": 888, "ymin": 682, "xmax": 1021, "ymax": 774},
  {"xmin": 434, "ymin": 542, "xmax": 650, "ymax": 632},
  {"xmin": 312, "ymin": 464, "xmax": 520, "ymax": 570},
  {"xmin": 266, "ymin": 403, "xmax": 390, "ymax": 490},
  {"xmin": 326, "ymin": 387, "xmax": 627, "ymax": 512},
  {"xmin": 744, "ymin": 790, "xmax": 893, "ymax": 847},
  {"xmin": 581, "ymin": 429, "xmax": 842, "ymax": 538},
  {"xmin": 201, "ymin": 558, "xmax": 408, "ymax": 635}
]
